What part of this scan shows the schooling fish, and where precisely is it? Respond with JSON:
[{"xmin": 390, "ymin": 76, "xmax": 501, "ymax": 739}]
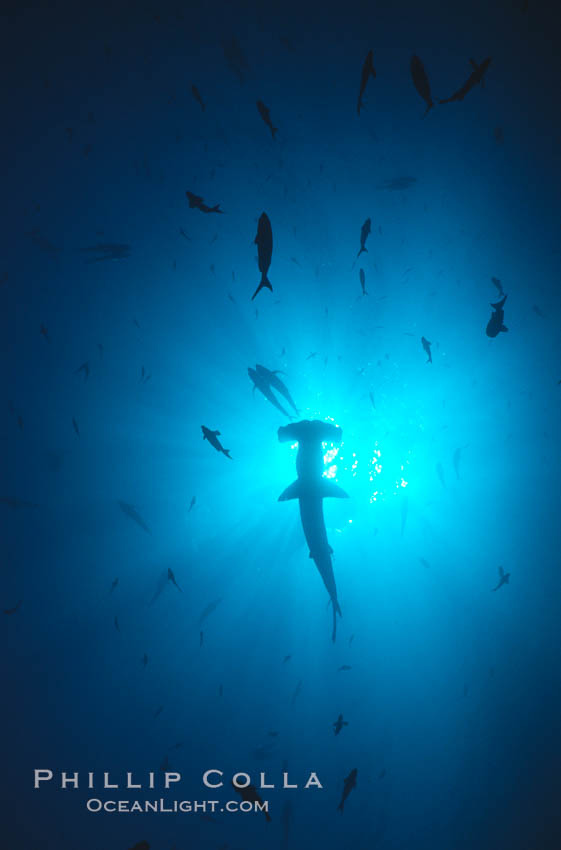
[
  {"xmin": 188, "ymin": 496, "xmax": 196, "ymax": 512},
  {"xmin": 278, "ymin": 420, "xmax": 348, "ymax": 641},
  {"xmin": 337, "ymin": 768, "xmax": 357, "ymax": 813},
  {"xmin": 118, "ymin": 500, "xmax": 151, "ymax": 534},
  {"xmin": 491, "ymin": 276, "xmax": 504, "ymax": 297},
  {"xmin": 75, "ymin": 361, "xmax": 90, "ymax": 382},
  {"xmin": 453, "ymin": 444, "xmax": 469, "ymax": 480},
  {"xmin": 197, "ymin": 597, "xmax": 223, "ymax": 627},
  {"xmin": 201, "ymin": 425, "xmax": 232, "ymax": 458},
  {"xmin": 492, "ymin": 566, "xmax": 510, "ymax": 591},
  {"xmin": 252, "ymin": 212, "xmax": 273, "ymax": 300},
  {"xmin": 357, "ymin": 50, "xmax": 376, "ymax": 115},
  {"xmin": 410, "ymin": 55, "xmax": 434, "ymax": 117},
  {"xmin": 255, "ymin": 364, "xmax": 299, "ymax": 414},
  {"xmin": 359, "ymin": 268, "xmax": 367, "ymax": 295},
  {"xmin": 72, "ymin": 417, "xmax": 80, "ymax": 437},
  {"xmin": 256, "ymin": 100, "xmax": 278, "ymax": 139},
  {"xmin": 333, "ymin": 714, "xmax": 348, "ymax": 736},
  {"xmin": 439, "ymin": 58, "xmax": 492, "ymax": 104},
  {"xmin": 185, "ymin": 191, "xmax": 223, "ymax": 214},
  {"xmin": 357, "ymin": 218, "xmax": 371, "ymax": 258},
  {"xmin": 231, "ymin": 781, "xmax": 271, "ymax": 822},
  {"xmin": 167, "ymin": 568, "xmax": 182, "ymax": 593},
  {"xmin": 110, "ymin": 578, "xmax": 119, "ymax": 593},
  {"xmin": 248, "ymin": 368, "xmax": 291, "ymax": 418},
  {"xmin": 421, "ymin": 337, "xmax": 432, "ymax": 363},
  {"xmin": 486, "ymin": 295, "xmax": 508, "ymax": 338},
  {"xmin": 191, "ymin": 84, "xmax": 205, "ymax": 112},
  {"xmin": 3, "ymin": 600, "xmax": 22, "ymax": 615}
]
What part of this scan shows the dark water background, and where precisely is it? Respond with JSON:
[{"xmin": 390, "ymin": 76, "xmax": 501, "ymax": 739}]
[{"xmin": 2, "ymin": 1, "xmax": 561, "ymax": 848}]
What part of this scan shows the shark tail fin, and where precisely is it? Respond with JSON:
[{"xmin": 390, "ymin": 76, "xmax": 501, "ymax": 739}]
[
  {"xmin": 422, "ymin": 101, "xmax": 434, "ymax": 118},
  {"xmin": 501, "ymin": 325, "xmax": 508, "ymax": 333},
  {"xmin": 251, "ymin": 275, "xmax": 273, "ymax": 301},
  {"xmin": 222, "ymin": 449, "xmax": 232, "ymax": 459},
  {"xmin": 272, "ymin": 126, "xmax": 278, "ymax": 139}
]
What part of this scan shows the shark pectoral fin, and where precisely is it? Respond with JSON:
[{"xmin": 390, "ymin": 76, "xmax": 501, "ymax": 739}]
[
  {"xmin": 278, "ymin": 480, "xmax": 302, "ymax": 501},
  {"xmin": 213, "ymin": 430, "xmax": 221, "ymax": 435},
  {"xmin": 501, "ymin": 325, "xmax": 508, "ymax": 332},
  {"xmin": 318, "ymin": 481, "xmax": 349, "ymax": 499}
]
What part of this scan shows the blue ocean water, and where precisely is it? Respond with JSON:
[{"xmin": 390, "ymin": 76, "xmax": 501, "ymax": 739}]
[{"xmin": 2, "ymin": 1, "xmax": 561, "ymax": 848}]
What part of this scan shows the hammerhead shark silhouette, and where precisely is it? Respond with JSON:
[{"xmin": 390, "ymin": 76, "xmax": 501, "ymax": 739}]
[{"xmin": 278, "ymin": 420, "xmax": 348, "ymax": 641}]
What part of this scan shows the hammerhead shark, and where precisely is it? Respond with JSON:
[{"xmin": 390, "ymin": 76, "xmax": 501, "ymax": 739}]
[{"xmin": 278, "ymin": 420, "xmax": 348, "ymax": 641}]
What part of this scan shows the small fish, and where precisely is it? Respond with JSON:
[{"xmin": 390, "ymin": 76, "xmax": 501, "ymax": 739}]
[
  {"xmin": 421, "ymin": 337, "xmax": 432, "ymax": 363},
  {"xmin": 291, "ymin": 679, "xmax": 302, "ymax": 705},
  {"xmin": 333, "ymin": 714, "xmax": 349, "ymax": 736},
  {"xmin": 306, "ymin": 351, "xmax": 318, "ymax": 360},
  {"xmin": 486, "ymin": 295, "xmax": 508, "ymax": 338},
  {"xmin": 463, "ymin": 683, "xmax": 469, "ymax": 698},
  {"xmin": 3, "ymin": 600, "xmax": 22, "ymax": 615},
  {"xmin": 40, "ymin": 324, "xmax": 50, "ymax": 343},
  {"xmin": 167, "ymin": 568, "xmax": 182, "ymax": 593},
  {"xmin": 491, "ymin": 276, "xmax": 504, "ymax": 297},
  {"xmin": 72, "ymin": 417, "xmax": 80, "ymax": 437},
  {"xmin": 436, "ymin": 462, "xmax": 446, "ymax": 489},
  {"xmin": 256, "ymin": 100, "xmax": 278, "ymax": 139},
  {"xmin": 110, "ymin": 578, "xmax": 119, "ymax": 593},
  {"xmin": 379, "ymin": 768, "xmax": 387, "ymax": 779},
  {"xmin": 492, "ymin": 565, "xmax": 510, "ymax": 592},
  {"xmin": 338, "ymin": 665, "xmax": 352, "ymax": 672},
  {"xmin": 179, "ymin": 227, "xmax": 191, "ymax": 240},
  {"xmin": 191, "ymin": 84, "xmax": 205, "ymax": 111},
  {"xmin": 75, "ymin": 362, "xmax": 90, "ymax": 381},
  {"xmin": 357, "ymin": 218, "xmax": 371, "ymax": 257},
  {"xmin": 337, "ymin": 768, "xmax": 357, "ymax": 813},
  {"xmin": 419, "ymin": 558, "xmax": 430, "ymax": 569},
  {"xmin": 377, "ymin": 176, "xmax": 417, "ymax": 190},
  {"xmin": 198, "ymin": 597, "xmax": 223, "ymax": 627},
  {"xmin": 439, "ymin": 58, "xmax": 492, "ymax": 104},
  {"xmin": 369, "ymin": 390, "xmax": 376, "ymax": 410},
  {"xmin": 201, "ymin": 426, "xmax": 232, "ymax": 459},
  {"xmin": 186, "ymin": 191, "xmax": 223, "ymax": 214},
  {"xmin": 97, "ymin": 343, "xmax": 103, "ymax": 358},
  {"xmin": 114, "ymin": 616, "xmax": 120, "ymax": 632},
  {"xmin": 231, "ymin": 781, "xmax": 271, "ymax": 822},
  {"xmin": 200, "ymin": 631, "xmax": 204, "ymax": 647},
  {"xmin": 188, "ymin": 496, "xmax": 196, "ymax": 512},
  {"xmin": 118, "ymin": 501, "xmax": 151, "ymax": 534},
  {"xmin": 349, "ymin": 634, "xmax": 355, "ymax": 647},
  {"xmin": 453, "ymin": 445, "xmax": 469, "ymax": 480},
  {"xmin": 142, "ymin": 653, "xmax": 148, "ymax": 667},
  {"xmin": 357, "ymin": 50, "xmax": 376, "ymax": 115},
  {"xmin": 359, "ymin": 268, "xmax": 367, "ymax": 295},
  {"xmin": 0, "ymin": 498, "xmax": 39, "ymax": 509},
  {"xmin": 82, "ymin": 243, "xmax": 130, "ymax": 262},
  {"xmin": 410, "ymin": 55, "xmax": 434, "ymax": 116},
  {"xmin": 252, "ymin": 212, "xmax": 273, "ymax": 300},
  {"xmin": 153, "ymin": 705, "xmax": 164, "ymax": 719},
  {"xmin": 283, "ymin": 655, "xmax": 292, "ymax": 663},
  {"xmin": 532, "ymin": 304, "xmax": 545, "ymax": 318},
  {"xmin": 494, "ymin": 126, "xmax": 504, "ymax": 143}
]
